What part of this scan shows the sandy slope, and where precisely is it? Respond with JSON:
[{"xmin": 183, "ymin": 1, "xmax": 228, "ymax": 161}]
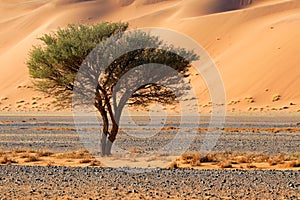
[{"xmin": 0, "ymin": 0, "xmax": 299, "ymax": 113}]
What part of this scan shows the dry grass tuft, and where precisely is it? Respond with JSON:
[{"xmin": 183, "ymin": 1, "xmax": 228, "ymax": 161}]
[
  {"xmin": 200, "ymin": 153, "xmax": 216, "ymax": 163},
  {"xmin": 236, "ymin": 156, "xmax": 249, "ymax": 163},
  {"xmin": 13, "ymin": 148, "xmax": 29, "ymax": 153},
  {"xmin": 245, "ymin": 163, "xmax": 256, "ymax": 169},
  {"xmin": 24, "ymin": 155, "xmax": 40, "ymax": 162},
  {"xmin": 272, "ymin": 94, "xmax": 281, "ymax": 102},
  {"xmin": 285, "ymin": 152, "xmax": 300, "ymax": 161},
  {"xmin": 181, "ymin": 153, "xmax": 201, "ymax": 166},
  {"xmin": 19, "ymin": 152, "xmax": 31, "ymax": 159},
  {"xmin": 0, "ymin": 156, "xmax": 18, "ymax": 165},
  {"xmin": 129, "ymin": 149, "xmax": 144, "ymax": 154},
  {"xmin": 36, "ymin": 150, "xmax": 53, "ymax": 157},
  {"xmin": 268, "ymin": 154, "xmax": 285, "ymax": 166},
  {"xmin": 220, "ymin": 152, "xmax": 269, "ymax": 163},
  {"xmin": 245, "ymin": 97, "xmax": 255, "ymax": 103},
  {"xmin": 46, "ymin": 161, "xmax": 55, "ymax": 166},
  {"xmin": 251, "ymin": 153, "xmax": 270, "ymax": 163},
  {"xmin": 79, "ymin": 159, "xmax": 92, "ymax": 164},
  {"xmin": 286, "ymin": 160, "xmax": 300, "ymax": 168},
  {"xmin": 55, "ymin": 150, "xmax": 91, "ymax": 159},
  {"xmin": 34, "ymin": 127, "xmax": 75, "ymax": 131},
  {"xmin": 181, "ymin": 153, "xmax": 217, "ymax": 166},
  {"xmin": 169, "ymin": 161, "xmax": 178, "ymax": 169},
  {"xmin": 218, "ymin": 161, "xmax": 232, "ymax": 169},
  {"xmin": 177, "ymin": 151, "xmax": 298, "ymax": 169},
  {"xmin": 89, "ymin": 160, "xmax": 102, "ymax": 166}
]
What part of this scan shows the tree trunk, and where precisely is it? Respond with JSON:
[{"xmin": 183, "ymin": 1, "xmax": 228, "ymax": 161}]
[
  {"xmin": 105, "ymin": 121, "xmax": 119, "ymax": 155},
  {"xmin": 104, "ymin": 138, "xmax": 113, "ymax": 156},
  {"xmin": 96, "ymin": 104, "xmax": 109, "ymax": 156},
  {"xmin": 101, "ymin": 132, "xmax": 107, "ymax": 156}
]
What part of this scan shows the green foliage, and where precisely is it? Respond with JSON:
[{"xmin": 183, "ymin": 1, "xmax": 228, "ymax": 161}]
[{"xmin": 27, "ymin": 22, "xmax": 128, "ymax": 106}]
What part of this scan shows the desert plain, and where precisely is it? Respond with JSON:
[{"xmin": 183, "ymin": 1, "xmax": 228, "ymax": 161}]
[{"xmin": 0, "ymin": 0, "xmax": 300, "ymax": 199}]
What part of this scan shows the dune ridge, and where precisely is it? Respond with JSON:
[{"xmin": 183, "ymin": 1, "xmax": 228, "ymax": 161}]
[{"xmin": 0, "ymin": 0, "xmax": 299, "ymax": 113}]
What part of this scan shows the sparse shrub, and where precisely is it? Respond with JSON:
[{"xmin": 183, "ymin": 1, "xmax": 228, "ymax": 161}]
[
  {"xmin": 200, "ymin": 153, "xmax": 216, "ymax": 163},
  {"xmin": 237, "ymin": 156, "xmax": 249, "ymax": 163},
  {"xmin": 0, "ymin": 156, "xmax": 18, "ymax": 165},
  {"xmin": 56, "ymin": 150, "xmax": 92, "ymax": 159},
  {"xmin": 129, "ymin": 149, "xmax": 144, "ymax": 154},
  {"xmin": 191, "ymin": 153, "xmax": 201, "ymax": 167},
  {"xmin": 13, "ymin": 148, "xmax": 28, "ymax": 153},
  {"xmin": 286, "ymin": 160, "xmax": 300, "ymax": 168},
  {"xmin": 36, "ymin": 150, "xmax": 53, "ymax": 157},
  {"xmin": 89, "ymin": 160, "xmax": 102, "ymax": 166},
  {"xmin": 245, "ymin": 163, "xmax": 256, "ymax": 169},
  {"xmin": 169, "ymin": 161, "xmax": 178, "ymax": 169},
  {"xmin": 272, "ymin": 95, "xmax": 281, "ymax": 102},
  {"xmin": 285, "ymin": 153, "xmax": 300, "ymax": 162},
  {"xmin": 218, "ymin": 161, "xmax": 232, "ymax": 169},
  {"xmin": 252, "ymin": 153, "xmax": 270, "ymax": 163},
  {"xmin": 46, "ymin": 161, "xmax": 54, "ymax": 166},
  {"xmin": 245, "ymin": 97, "xmax": 255, "ymax": 103},
  {"xmin": 79, "ymin": 159, "xmax": 92, "ymax": 164},
  {"xmin": 181, "ymin": 153, "xmax": 195, "ymax": 161},
  {"xmin": 0, "ymin": 156, "xmax": 9, "ymax": 164},
  {"xmin": 19, "ymin": 152, "xmax": 31, "ymax": 158},
  {"xmin": 24, "ymin": 155, "xmax": 40, "ymax": 162},
  {"xmin": 181, "ymin": 153, "xmax": 202, "ymax": 166},
  {"xmin": 268, "ymin": 154, "xmax": 285, "ymax": 166}
]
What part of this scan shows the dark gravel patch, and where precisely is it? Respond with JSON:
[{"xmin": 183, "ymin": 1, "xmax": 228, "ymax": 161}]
[{"xmin": 0, "ymin": 165, "xmax": 299, "ymax": 199}]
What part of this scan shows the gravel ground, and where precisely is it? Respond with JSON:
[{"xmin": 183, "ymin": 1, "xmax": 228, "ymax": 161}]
[
  {"xmin": 0, "ymin": 116, "xmax": 299, "ymax": 154},
  {"xmin": 0, "ymin": 166, "xmax": 299, "ymax": 199}
]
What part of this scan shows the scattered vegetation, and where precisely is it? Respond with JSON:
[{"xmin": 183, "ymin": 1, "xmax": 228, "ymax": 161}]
[
  {"xmin": 272, "ymin": 94, "xmax": 281, "ymax": 102},
  {"xmin": 268, "ymin": 154, "xmax": 285, "ymax": 166},
  {"xmin": 181, "ymin": 153, "xmax": 202, "ymax": 166},
  {"xmin": 13, "ymin": 148, "xmax": 28, "ymax": 153},
  {"xmin": 129, "ymin": 149, "xmax": 144, "ymax": 154},
  {"xmin": 89, "ymin": 160, "xmax": 102, "ymax": 166},
  {"xmin": 0, "ymin": 156, "xmax": 18, "ymax": 165},
  {"xmin": 286, "ymin": 160, "xmax": 300, "ymax": 168},
  {"xmin": 244, "ymin": 97, "xmax": 255, "ymax": 103},
  {"xmin": 0, "ymin": 148, "xmax": 299, "ymax": 169},
  {"xmin": 218, "ymin": 161, "xmax": 232, "ymax": 169},
  {"xmin": 216, "ymin": 127, "xmax": 300, "ymax": 134},
  {"xmin": 55, "ymin": 150, "xmax": 91, "ymax": 159},
  {"xmin": 24, "ymin": 155, "xmax": 40, "ymax": 163},
  {"xmin": 34, "ymin": 127, "xmax": 75, "ymax": 131},
  {"xmin": 79, "ymin": 159, "xmax": 92, "ymax": 164},
  {"xmin": 245, "ymin": 163, "xmax": 257, "ymax": 169},
  {"xmin": 169, "ymin": 161, "xmax": 179, "ymax": 169},
  {"xmin": 36, "ymin": 150, "xmax": 53, "ymax": 157},
  {"xmin": 173, "ymin": 151, "xmax": 300, "ymax": 169}
]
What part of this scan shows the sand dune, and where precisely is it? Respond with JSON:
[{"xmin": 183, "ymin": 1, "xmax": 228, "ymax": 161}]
[{"xmin": 0, "ymin": 0, "xmax": 299, "ymax": 113}]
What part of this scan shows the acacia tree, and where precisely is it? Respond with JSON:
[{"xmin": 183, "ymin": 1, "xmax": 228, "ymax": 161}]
[{"xmin": 28, "ymin": 22, "xmax": 199, "ymax": 156}]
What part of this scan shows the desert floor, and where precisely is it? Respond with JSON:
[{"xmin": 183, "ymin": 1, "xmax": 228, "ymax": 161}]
[
  {"xmin": 0, "ymin": 115, "xmax": 299, "ymax": 199},
  {"xmin": 1, "ymin": 0, "xmax": 300, "ymax": 199},
  {"xmin": 1, "ymin": 0, "xmax": 300, "ymax": 114}
]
